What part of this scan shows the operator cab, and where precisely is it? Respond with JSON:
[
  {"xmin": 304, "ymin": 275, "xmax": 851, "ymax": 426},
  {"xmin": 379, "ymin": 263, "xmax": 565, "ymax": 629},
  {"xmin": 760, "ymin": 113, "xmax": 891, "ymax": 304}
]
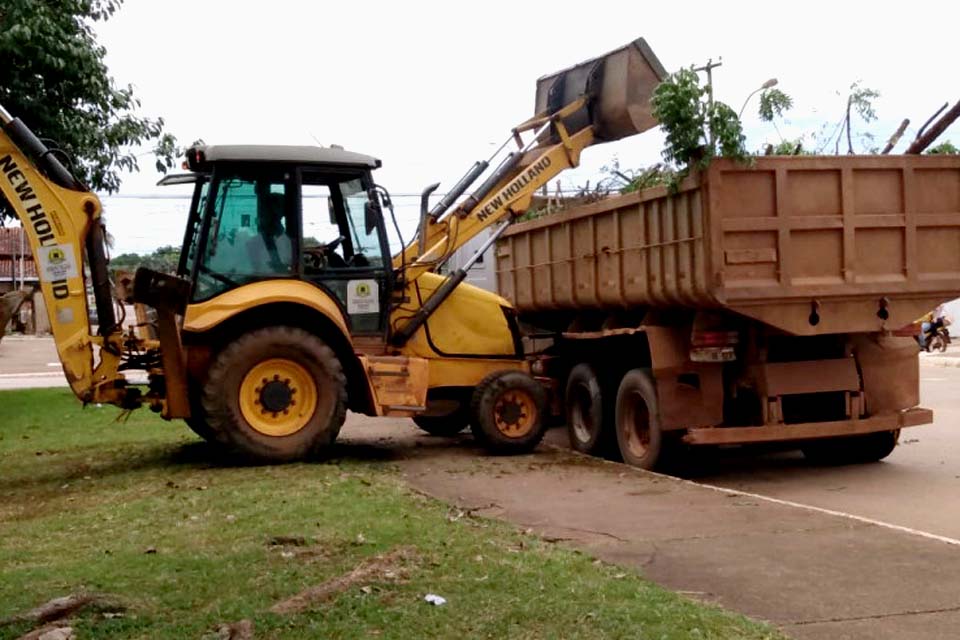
[{"xmin": 159, "ymin": 144, "xmax": 392, "ymax": 334}]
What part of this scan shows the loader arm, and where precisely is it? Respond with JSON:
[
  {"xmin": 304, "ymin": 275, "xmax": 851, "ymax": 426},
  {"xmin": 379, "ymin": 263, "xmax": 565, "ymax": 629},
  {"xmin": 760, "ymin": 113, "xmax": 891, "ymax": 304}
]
[
  {"xmin": 0, "ymin": 105, "xmax": 137, "ymax": 408},
  {"xmin": 389, "ymin": 36, "xmax": 667, "ymax": 345},
  {"xmin": 394, "ymin": 100, "xmax": 596, "ymax": 284}
]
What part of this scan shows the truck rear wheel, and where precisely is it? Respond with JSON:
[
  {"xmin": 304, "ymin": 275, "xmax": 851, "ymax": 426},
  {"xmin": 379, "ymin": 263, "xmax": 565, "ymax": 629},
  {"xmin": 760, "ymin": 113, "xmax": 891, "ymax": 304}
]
[
  {"xmin": 565, "ymin": 363, "xmax": 615, "ymax": 456},
  {"xmin": 470, "ymin": 370, "xmax": 547, "ymax": 453},
  {"xmin": 614, "ymin": 369, "xmax": 663, "ymax": 470},
  {"xmin": 802, "ymin": 430, "xmax": 899, "ymax": 465},
  {"xmin": 202, "ymin": 326, "xmax": 347, "ymax": 462}
]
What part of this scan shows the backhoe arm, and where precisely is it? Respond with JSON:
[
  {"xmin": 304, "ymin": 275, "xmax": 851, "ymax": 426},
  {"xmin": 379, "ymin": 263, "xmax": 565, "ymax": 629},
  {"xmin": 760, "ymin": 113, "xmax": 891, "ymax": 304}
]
[{"xmin": 0, "ymin": 105, "xmax": 131, "ymax": 406}]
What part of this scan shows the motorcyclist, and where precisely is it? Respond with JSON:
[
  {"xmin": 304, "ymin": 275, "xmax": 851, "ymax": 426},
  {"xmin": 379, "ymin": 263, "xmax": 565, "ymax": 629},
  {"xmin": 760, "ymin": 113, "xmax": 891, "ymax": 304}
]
[{"xmin": 918, "ymin": 304, "xmax": 947, "ymax": 350}]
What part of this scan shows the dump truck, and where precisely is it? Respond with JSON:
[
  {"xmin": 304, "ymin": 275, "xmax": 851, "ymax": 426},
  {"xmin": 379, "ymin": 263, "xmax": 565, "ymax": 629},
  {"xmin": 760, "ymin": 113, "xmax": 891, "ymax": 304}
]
[
  {"xmin": 0, "ymin": 37, "xmax": 668, "ymax": 461},
  {"xmin": 496, "ymin": 156, "xmax": 960, "ymax": 468}
]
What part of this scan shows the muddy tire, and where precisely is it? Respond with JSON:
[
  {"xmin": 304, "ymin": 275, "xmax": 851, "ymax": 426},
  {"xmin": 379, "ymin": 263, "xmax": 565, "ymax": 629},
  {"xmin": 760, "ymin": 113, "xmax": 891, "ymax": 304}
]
[
  {"xmin": 565, "ymin": 363, "xmax": 615, "ymax": 456},
  {"xmin": 802, "ymin": 430, "xmax": 899, "ymax": 465},
  {"xmin": 470, "ymin": 370, "xmax": 547, "ymax": 453},
  {"xmin": 184, "ymin": 380, "xmax": 218, "ymax": 442},
  {"xmin": 202, "ymin": 326, "xmax": 347, "ymax": 462},
  {"xmin": 614, "ymin": 369, "xmax": 664, "ymax": 470}
]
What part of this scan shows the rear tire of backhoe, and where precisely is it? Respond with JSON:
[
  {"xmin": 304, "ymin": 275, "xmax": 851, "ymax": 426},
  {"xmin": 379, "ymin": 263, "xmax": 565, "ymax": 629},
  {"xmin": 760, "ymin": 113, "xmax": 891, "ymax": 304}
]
[
  {"xmin": 184, "ymin": 380, "xmax": 218, "ymax": 443},
  {"xmin": 202, "ymin": 326, "xmax": 347, "ymax": 462},
  {"xmin": 470, "ymin": 370, "xmax": 548, "ymax": 454}
]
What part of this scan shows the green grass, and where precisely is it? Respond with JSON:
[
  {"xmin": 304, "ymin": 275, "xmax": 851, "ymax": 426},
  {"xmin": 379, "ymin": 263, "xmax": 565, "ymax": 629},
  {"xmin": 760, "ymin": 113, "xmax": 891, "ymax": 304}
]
[{"xmin": 0, "ymin": 388, "xmax": 783, "ymax": 639}]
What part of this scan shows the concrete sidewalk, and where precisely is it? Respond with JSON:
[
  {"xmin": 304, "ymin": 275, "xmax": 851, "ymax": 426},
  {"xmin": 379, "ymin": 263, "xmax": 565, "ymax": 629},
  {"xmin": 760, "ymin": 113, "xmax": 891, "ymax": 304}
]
[{"xmin": 339, "ymin": 420, "xmax": 960, "ymax": 640}]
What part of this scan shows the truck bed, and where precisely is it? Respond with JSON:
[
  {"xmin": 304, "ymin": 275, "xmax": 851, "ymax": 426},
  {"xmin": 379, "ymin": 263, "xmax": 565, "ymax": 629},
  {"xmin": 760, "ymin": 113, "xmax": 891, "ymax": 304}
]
[{"xmin": 496, "ymin": 156, "xmax": 960, "ymax": 335}]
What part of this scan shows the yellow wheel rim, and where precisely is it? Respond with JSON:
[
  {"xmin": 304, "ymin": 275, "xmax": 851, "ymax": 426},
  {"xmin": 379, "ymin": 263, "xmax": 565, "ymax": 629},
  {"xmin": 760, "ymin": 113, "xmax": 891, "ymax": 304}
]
[
  {"xmin": 493, "ymin": 389, "xmax": 537, "ymax": 438},
  {"xmin": 239, "ymin": 359, "xmax": 317, "ymax": 437}
]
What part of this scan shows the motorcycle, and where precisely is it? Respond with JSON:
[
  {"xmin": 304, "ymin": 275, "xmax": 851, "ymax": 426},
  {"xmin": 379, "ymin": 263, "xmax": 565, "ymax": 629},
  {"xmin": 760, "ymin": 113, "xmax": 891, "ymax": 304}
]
[{"xmin": 919, "ymin": 317, "xmax": 951, "ymax": 353}]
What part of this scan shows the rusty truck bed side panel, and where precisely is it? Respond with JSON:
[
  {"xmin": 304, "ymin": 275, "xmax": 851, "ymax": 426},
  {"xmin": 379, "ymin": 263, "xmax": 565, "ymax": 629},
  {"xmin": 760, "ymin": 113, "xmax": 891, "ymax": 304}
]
[{"xmin": 497, "ymin": 156, "xmax": 960, "ymax": 335}]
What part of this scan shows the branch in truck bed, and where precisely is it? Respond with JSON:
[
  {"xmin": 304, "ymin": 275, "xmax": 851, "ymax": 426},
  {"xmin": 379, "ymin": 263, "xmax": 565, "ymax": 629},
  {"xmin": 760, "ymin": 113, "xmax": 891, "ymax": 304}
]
[
  {"xmin": 881, "ymin": 119, "xmax": 910, "ymax": 154},
  {"xmin": 905, "ymin": 100, "xmax": 960, "ymax": 154}
]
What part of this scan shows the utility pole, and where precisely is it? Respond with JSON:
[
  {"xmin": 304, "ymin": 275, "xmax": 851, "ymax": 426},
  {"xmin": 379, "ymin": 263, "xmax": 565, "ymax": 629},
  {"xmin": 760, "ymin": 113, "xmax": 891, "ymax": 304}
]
[{"xmin": 694, "ymin": 58, "xmax": 723, "ymax": 148}]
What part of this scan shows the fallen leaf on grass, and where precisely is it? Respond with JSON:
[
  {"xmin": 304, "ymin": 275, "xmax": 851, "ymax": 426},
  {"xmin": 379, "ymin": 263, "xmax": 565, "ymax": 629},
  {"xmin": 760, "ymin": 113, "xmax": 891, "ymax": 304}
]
[{"xmin": 270, "ymin": 546, "xmax": 419, "ymax": 614}]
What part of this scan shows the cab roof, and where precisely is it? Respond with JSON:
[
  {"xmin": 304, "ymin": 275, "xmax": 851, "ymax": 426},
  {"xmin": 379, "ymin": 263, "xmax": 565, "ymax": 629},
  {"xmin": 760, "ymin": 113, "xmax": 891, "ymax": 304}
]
[{"xmin": 190, "ymin": 144, "xmax": 381, "ymax": 169}]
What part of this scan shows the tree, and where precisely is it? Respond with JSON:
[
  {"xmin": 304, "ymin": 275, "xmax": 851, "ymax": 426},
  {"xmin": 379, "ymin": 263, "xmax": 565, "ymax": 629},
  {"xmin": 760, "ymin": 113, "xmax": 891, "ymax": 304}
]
[
  {"xmin": 0, "ymin": 0, "xmax": 176, "ymax": 221},
  {"xmin": 109, "ymin": 245, "xmax": 180, "ymax": 274}
]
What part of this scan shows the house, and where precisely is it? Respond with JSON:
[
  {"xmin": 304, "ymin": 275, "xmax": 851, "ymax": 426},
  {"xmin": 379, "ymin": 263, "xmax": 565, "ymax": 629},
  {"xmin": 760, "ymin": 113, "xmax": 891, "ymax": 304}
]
[{"xmin": 0, "ymin": 226, "xmax": 46, "ymax": 334}]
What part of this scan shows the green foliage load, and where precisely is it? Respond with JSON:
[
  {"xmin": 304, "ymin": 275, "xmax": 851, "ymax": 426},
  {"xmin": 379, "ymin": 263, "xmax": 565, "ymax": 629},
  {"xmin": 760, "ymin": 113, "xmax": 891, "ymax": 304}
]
[
  {"xmin": 651, "ymin": 68, "xmax": 748, "ymax": 183},
  {"xmin": 0, "ymin": 0, "xmax": 176, "ymax": 220},
  {"xmin": 926, "ymin": 141, "xmax": 960, "ymax": 155}
]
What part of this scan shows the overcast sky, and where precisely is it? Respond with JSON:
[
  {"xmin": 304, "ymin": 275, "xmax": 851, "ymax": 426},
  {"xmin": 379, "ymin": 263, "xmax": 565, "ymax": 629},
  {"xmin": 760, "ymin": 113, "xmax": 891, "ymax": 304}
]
[{"xmin": 89, "ymin": 0, "xmax": 960, "ymax": 254}]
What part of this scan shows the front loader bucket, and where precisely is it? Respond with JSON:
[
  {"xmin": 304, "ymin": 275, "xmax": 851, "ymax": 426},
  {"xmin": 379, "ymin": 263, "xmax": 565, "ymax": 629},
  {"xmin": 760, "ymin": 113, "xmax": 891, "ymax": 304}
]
[{"xmin": 535, "ymin": 37, "xmax": 668, "ymax": 142}]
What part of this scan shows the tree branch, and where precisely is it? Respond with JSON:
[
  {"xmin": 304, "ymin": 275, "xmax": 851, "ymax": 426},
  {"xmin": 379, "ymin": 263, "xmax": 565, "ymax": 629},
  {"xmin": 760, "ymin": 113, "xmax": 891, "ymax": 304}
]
[
  {"xmin": 881, "ymin": 119, "xmax": 910, "ymax": 154},
  {"xmin": 905, "ymin": 100, "xmax": 960, "ymax": 154},
  {"xmin": 914, "ymin": 102, "xmax": 948, "ymax": 142}
]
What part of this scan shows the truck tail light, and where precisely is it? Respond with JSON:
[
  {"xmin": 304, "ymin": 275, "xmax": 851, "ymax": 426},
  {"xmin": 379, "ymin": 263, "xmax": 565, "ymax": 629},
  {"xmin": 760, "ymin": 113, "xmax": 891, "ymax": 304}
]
[{"xmin": 690, "ymin": 330, "xmax": 739, "ymax": 362}]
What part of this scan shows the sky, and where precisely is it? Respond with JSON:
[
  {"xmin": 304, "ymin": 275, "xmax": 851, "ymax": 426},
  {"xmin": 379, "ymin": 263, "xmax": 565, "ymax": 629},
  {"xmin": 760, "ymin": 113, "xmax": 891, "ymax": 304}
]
[{"xmin": 83, "ymin": 0, "xmax": 960, "ymax": 254}]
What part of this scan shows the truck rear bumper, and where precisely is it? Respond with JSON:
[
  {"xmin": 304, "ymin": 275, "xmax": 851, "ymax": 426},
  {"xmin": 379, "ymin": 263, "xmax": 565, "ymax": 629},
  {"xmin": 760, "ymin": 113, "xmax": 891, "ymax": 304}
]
[{"xmin": 683, "ymin": 407, "xmax": 933, "ymax": 446}]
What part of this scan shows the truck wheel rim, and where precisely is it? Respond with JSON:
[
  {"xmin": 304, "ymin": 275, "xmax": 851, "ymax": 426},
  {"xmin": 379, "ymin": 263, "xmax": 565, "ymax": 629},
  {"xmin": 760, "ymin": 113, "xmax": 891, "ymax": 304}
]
[
  {"xmin": 621, "ymin": 391, "xmax": 651, "ymax": 459},
  {"xmin": 239, "ymin": 359, "xmax": 317, "ymax": 437},
  {"xmin": 569, "ymin": 383, "xmax": 594, "ymax": 444},
  {"xmin": 494, "ymin": 389, "xmax": 536, "ymax": 438}
]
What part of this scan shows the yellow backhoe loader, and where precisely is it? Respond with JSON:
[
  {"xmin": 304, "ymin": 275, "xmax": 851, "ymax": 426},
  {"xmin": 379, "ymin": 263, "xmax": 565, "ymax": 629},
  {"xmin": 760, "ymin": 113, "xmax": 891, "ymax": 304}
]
[{"xmin": 0, "ymin": 38, "xmax": 666, "ymax": 461}]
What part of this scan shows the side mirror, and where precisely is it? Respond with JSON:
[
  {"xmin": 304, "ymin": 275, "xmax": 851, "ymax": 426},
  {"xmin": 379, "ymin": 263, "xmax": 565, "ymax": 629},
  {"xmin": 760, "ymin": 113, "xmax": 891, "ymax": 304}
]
[
  {"xmin": 327, "ymin": 197, "xmax": 337, "ymax": 225},
  {"xmin": 364, "ymin": 197, "xmax": 381, "ymax": 236}
]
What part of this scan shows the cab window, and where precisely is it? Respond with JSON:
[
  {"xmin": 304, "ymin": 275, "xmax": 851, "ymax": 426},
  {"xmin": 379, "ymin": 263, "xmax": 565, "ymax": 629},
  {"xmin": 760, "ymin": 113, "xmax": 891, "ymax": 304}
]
[
  {"xmin": 300, "ymin": 172, "xmax": 383, "ymax": 273},
  {"xmin": 194, "ymin": 170, "xmax": 294, "ymax": 300}
]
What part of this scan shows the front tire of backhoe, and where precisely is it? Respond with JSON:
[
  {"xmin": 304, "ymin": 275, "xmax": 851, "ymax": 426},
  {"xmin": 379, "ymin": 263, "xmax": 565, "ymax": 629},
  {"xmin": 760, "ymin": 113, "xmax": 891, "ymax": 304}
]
[
  {"xmin": 202, "ymin": 326, "xmax": 347, "ymax": 462},
  {"xmin": 470, "ymin": 370, "xmax": 547, "ymax": 454}
]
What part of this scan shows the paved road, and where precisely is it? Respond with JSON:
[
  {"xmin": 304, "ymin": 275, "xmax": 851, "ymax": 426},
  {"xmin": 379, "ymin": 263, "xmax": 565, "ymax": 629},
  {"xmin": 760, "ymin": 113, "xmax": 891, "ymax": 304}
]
[
  {"xmin": 3, "ymin": 334, "xmax": 960, "ymax": 540},
  {"xmin": 671, "ymin": 364, "xmax": 960, "ymax": 541},
  {"xmin": 0, "ymin": 335, "xmax": 68, "ymax": 389}
]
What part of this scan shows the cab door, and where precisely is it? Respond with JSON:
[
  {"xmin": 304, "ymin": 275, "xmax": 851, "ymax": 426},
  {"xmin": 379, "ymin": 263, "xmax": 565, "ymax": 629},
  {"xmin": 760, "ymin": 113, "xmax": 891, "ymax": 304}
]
[{"xmin": 298, "ymin": 169, "xmax": 391, "ymax": 336}]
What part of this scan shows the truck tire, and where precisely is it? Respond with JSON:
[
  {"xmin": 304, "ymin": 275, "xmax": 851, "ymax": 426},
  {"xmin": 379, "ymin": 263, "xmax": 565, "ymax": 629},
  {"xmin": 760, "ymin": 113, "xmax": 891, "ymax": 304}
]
[
  {"xmin": 565, "ymin": 363, "xmax": 615, "ymax": 456},
  {"xmin": 802, "ymin": 430, "xmax": 899, "ymax": 465},
  {"xmin": 470, "ymin": 370, "xmax": 547, "ymax": 453},
  {"xmin": 413, "ymin": 408, "xmax": 469, "ymax": 437},
  {"xmin": 202, "ymin": 326, "xmax": 347, "ymax": 462},
  {"xmin": 614, "ymin": 368, "xmax": 664, "ymax": 470}
]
